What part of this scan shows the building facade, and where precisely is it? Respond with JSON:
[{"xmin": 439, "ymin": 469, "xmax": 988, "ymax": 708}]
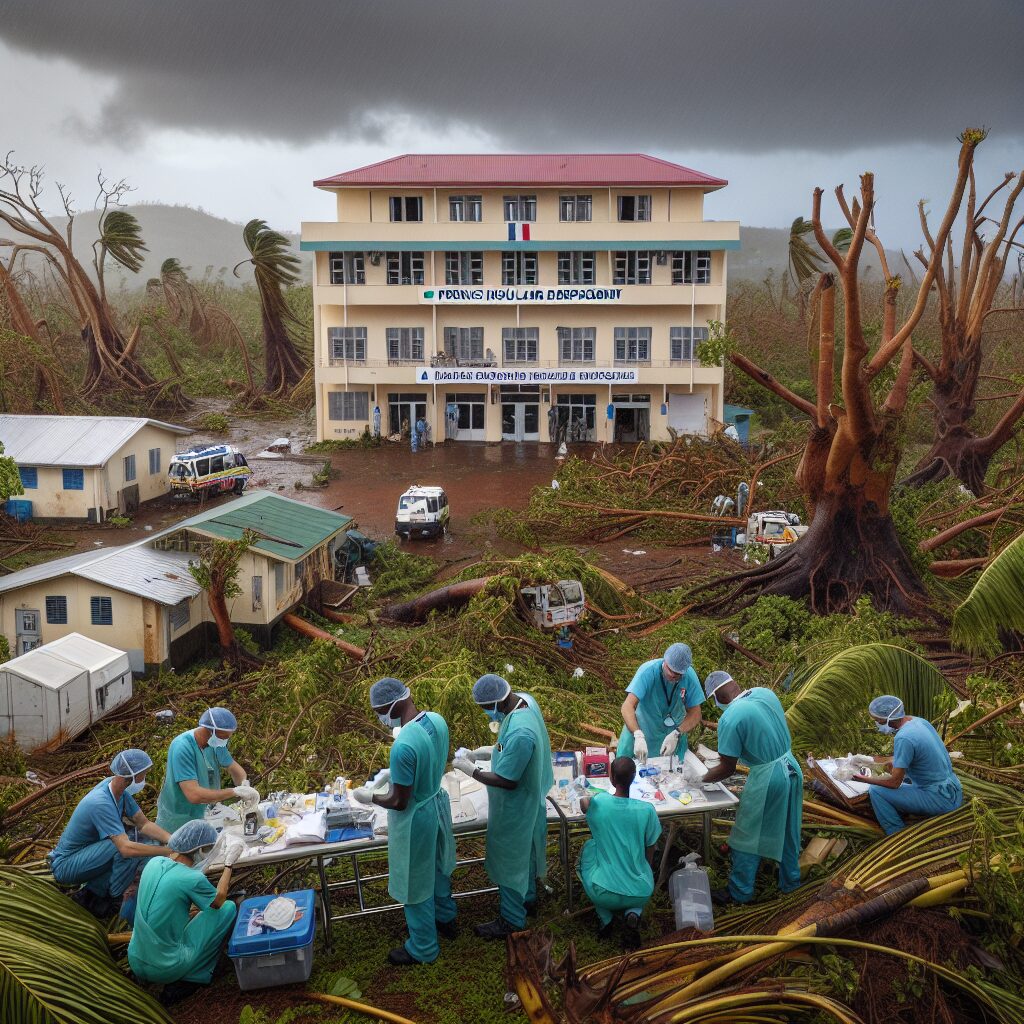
[{"xmin": 301, "ymin": 154, "xmax": 738, "ymax": 445}]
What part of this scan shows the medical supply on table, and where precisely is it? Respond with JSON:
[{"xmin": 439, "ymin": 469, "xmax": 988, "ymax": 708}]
[
  {"xmin": 668, "ymin": 853, "xmax": 714, "ymax": 932},
  {"xmin": 443, "ymin": 774, "xmax": 462, "ymax": 803},
  {"xmin": 227, "ymin": 890, "xmax": 317, "ymax": 991},
  {"xmin": 583, "ymin": 747, "xmax": 611, "ymax": 778},
  {"xmin": 637, "ymin": 764, "xmax": 660, "ymax": 779}
]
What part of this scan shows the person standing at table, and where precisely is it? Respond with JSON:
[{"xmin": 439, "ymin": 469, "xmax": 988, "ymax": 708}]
[
  {"xmin": 352, "ymin": 678, "xmax": 457, "ymax": 965},
  {"xmin": 452, "ymin": 673, "xmax": 553, "ymax": 939},
  {"xmin": 618, "ymin": 643, "xmax": 705, "ymax": 763}
]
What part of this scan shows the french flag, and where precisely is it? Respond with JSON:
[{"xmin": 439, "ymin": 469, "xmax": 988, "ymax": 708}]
[{"xmin": 507, "ymin": 222, "xmax": 531, "ymax": 241}]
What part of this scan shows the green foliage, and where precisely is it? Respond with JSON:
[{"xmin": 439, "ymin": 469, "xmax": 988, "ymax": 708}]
[
  {"xmin": 696, "ymin": 318, "xmax": 733, "ymax": 367},
  {"xmin": 187, "ymin": 535, "xmax": 252, "ymax": 601},
  {"xmin": 0, "ymin": 634, "xmax": 8, "ymax": 662},
  {"xmin": 306, "ymin": 429, "xmax": 382, "ymax": 452},
  {"xmin": 0, "ymin": 441, "xmax": 25, "ymax": 504},
  {"xmin": 197, "ymin": 411, "xmax": 230, "ymax": 433},
  {"xmin": 952, "ymin": 532, "xmax": 1024, "ymax": 656},
  {"xmin": 366, "ymin": 540, "xmax": 438, "ymax": 600},
  {"xmin": 98, "ymin": 209, "xmax": 148, "ymax": 274},
  {"xmin": 788, "ymin": 216, "xmax": 824, "ymax": 286},
  {"xmin": 311, "ymin": 461, "xmax": 331, "ymax": 487},
  {"xmin": 108, "ymin": 514, "xmax": 132, "ymax": 528}
]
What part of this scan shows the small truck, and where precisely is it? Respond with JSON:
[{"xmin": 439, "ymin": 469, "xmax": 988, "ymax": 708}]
[
  {"xmin": 520, "ymin": 580, "xmax": 586, "ymax": 628},
  {"xmin": 742, "ymin": 510, "xmax": 809, "ymax": 557},
  {"xmin": 395, "ymin": 485, "xmax": 450, "ymax": 540}
]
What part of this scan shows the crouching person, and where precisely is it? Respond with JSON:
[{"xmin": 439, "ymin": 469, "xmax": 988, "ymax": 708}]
[
  {"xmin": 128, "ymin": 820, "xmax": 241, "ymax": 1006},
  {"xmin": 578, "ymin": 756, "xmax": 661, "ymax": 949}
]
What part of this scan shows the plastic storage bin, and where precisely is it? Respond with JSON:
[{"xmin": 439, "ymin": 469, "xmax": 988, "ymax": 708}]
[
  {"xmin": 227, "ymin": 889, "xmax": 317, "ymax": 991},
  {"xmin": 5, "ymin": 499, "xmax": 32, "ymax": 523},
  {"xmin": 668, "ymin": 854, "xmax": 714, "ymax": 932}
]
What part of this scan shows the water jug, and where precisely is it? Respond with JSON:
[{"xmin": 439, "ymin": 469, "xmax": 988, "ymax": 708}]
[{"xmin": 668, "ymin": 853, "xmax": 714, "ymax": 932}]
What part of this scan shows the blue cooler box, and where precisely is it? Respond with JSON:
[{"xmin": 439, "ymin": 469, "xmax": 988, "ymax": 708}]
[{"xmin": 227, "ymin": 889, "xmax": 317, "ymax": 991}]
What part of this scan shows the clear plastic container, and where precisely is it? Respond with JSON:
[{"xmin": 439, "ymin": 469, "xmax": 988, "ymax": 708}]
[{"xmin": 668, "ymin": 853, "xmax": 714, "ymax": 932}]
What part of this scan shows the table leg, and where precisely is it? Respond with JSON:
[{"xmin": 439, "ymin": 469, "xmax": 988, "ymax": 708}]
[
  {"xmin": 316, "ymin": 855, "xmax": 332, "ymax": 949},
  {"xmin": 563, "ymin": 820, "xmax": 574, "ymax": 912},
  {"xmin": 702, "ymin": 810, "xmax": 712, "ymax": 863},
  {"xmin": 656, "ymin": 822, "xmax": 681, "ymax": 887}
]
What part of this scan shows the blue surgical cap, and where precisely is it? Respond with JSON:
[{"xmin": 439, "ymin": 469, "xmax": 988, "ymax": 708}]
[
  {"xmin": 169, "ymin": 820, "xmax": 219, "ymax": 855},
  {"xmin": 869, "ymin": 695, "xmax": 905, "ymax": 721},
  {"xmin": 473, "ymin": 674, "xmax": 512, "ymax": 705},
  {"xmin": 110, "ymin": 749, "xmax": 152, "ymax": 778},
  {"xmin": 704, "ymin": 671, "xmax": 733, "ymax": 700},
  {"xmin": 199, "ymin": 706, "xmax": 237, "ymax": 731},
  {"xmin": 369, "ymin": 677, "xmax": 410, "ymax": 709},
  {"xmin": 664, "ymin": 643, "xmax": 693, "ymax": 673}
]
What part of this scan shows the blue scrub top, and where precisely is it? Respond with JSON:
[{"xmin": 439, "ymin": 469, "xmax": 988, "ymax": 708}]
[
  {"xmin": 627, "ymin": 659, "xmax": 704, "ymax": 726},
  {"xmin": 893, "ymin": 718, "xmax": 957, "ymax": 790},
  {"xmin": 53, "ymin": 778, "xmax": 140, "ymax": 857},
  {"xmin": 717, "ymin": 688, "xmax": 792, "ymax": 765},
  {"xmin": 584, "ymin": 792, "xmax": 662, "ymax": 898},
  {"xmin": 156, "ymin": 730, "xmax": 234, "ymax": 832}
]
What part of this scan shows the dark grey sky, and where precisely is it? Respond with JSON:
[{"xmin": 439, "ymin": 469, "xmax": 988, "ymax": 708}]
[{"xmin": 1, "ymin": 1, "xmax": 1021, "ymax": 242}]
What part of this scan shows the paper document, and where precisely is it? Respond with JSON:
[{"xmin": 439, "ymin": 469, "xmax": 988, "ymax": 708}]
[
  {"xmin": 817, "ymin": 758, "xmax": 872, "ymax": 799},
  {"xmin": 285, "ymin": 810, "xmax": 327, "ymax": 845}
]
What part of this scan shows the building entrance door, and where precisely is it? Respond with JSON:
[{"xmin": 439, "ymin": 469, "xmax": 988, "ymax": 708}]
[
  {"xmin": 388, "ymin": 393, "xmax": 428, "ymax": 438},
  {"xmin": 501, "ymin": 402, "xmax": 540, "ymax": 442},
  {"xmin": 16, "ymin": 608, "xmax": 41, "ymax": 655},
  {"xmin": 613, "ymin": 394, "xmax": 651, "ymax": 442}
]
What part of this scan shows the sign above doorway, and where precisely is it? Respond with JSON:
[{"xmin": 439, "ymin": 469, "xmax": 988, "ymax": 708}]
[{"xmin": 416, "ymin": 367, "xmax": 638, "ymax": 385}]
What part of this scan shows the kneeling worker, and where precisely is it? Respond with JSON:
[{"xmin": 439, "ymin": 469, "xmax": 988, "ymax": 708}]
[
  {"xmin": 453, "ymin": 673, "xmax": 553, "ymax": 939},
  {"xmin": 578, "ymin": 756, "xmax": 661, "ymax": 949},
  {"xmin": 702, "ymin": 672, "xmax": 802, "ymax": 904},
  {"xmin": 859, "ymin": 695, "xmax": 963, "ymax": 834},
  {"xmin": 128, "ymin": 820, "xmax": 242, "ymax": 1006},
  {"xmin": 50, "ymin": 748, "xmax": 170, "ymax": 919},
  {"xmin": 352, "ymin": 678, "xmax": 457, "ymax": 966}
]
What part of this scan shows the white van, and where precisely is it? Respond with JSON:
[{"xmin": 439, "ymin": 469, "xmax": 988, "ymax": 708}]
[
  {"xmin": 395, "ymin": 485, "xmax": 450, "ymax": 540},
  {"xmin": 168, "ymin": 444, "xmax": 252, "ymax": 499},
  {"xmin": 520, "ymin": 580, "xmax": 586, "ymax": 629}
]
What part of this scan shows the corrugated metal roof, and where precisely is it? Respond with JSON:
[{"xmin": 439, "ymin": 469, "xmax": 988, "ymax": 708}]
[
  {"xmin": 315, "ymin": 154, "xmax": 727, "ymax": 190},
  {"xmin": 0, "ymin": 415, "xmax": 191, "ymax": 467},
  {"xmin": 0, "ymin": 547, "xmax": 118, "ymax": 593},
  {"xmin": 41, "ymin": 633, "xmax": 129, "ymax": 672},
  {"xmin": 1, "ymin": 648, "xmax": 86, "ymax": 689}
]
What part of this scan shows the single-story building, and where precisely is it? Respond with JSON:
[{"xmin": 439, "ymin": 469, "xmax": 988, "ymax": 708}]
[{"xmin": 0, "ymin": 414, "xmax": 192, "ymax": 522}]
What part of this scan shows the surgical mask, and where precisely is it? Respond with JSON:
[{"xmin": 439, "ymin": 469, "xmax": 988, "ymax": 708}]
[
  {"xmin": 191, "ymin": 846, "xmax": 214, "ymax": 869},
  {"xmin": 376, "ymin": 701, "xmax": 401, "ymax": 728},
  {"xmin": 126, "ymin": 779, "xmax": 146, "ymax": 796},
  {"xmin": 484, "ymin": 704, "xmax": 506, "ymax": 723},
  {"xmin": 208, "ymin": 733, "xmax": 230, "ymax": 749},
  {"xmin": 875, "ymin": 722, "xmax": 896, "ymax": 735}
]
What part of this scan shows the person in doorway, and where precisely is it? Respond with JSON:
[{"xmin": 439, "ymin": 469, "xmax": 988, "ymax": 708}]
[
  {"xmin": 352, "ymin": 678, "xmax": 457, "ymax": 965},
  {"xmin": 373, "ymin": 404, "xmax": 382, "ymax": 438},
  {"xmin": 50, "ymin": 749, "xmax": 170, "ymax": 920},
  {"xmin": 578, "ymin": 756, "xmax": 661, "ymax": 949},
  {"xmin": 858, "ymin": 695, "xmax": 963, "ymax": 834},
  {"xmin": 618, "ymin": 643, "xmax": 704, "ymax": 763},
  {"xmin": 414, "ymin": 415, "xmax": 427, "ymax": 450},
  {"xmin": 701, "ymin": 671, "xmax": 802, "ymax": 905},
  {"xmin": 128, "ymin": 819, "xmax": 242, "ymax": 1006},
  {"xmin": 156, "ymin": 707, "xmax": 258, "ymax": 833},
  {"xmin": 452, "ymin": 674, "xmax": 553, "ymax": 939}
]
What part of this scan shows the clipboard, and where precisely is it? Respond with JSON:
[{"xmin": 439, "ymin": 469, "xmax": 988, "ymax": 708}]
[{"xmin": 806, "ymin": 755, "xmax": 872, "ymax": 811}]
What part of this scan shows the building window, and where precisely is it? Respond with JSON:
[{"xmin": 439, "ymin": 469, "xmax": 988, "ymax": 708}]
[
  {"xmin": 328, "ymin": 390, "xmax": 370, "ymax": 421},
  {"xmin": 63, "ymin": 468, "xmax": 84, "ymax": 491},
  {"xmin": 503, "ymin": 195, "xmax": 537, "ymax": 222},
  {"xmin": 389, "ymin": 196, "xmax": 423, "ymax": 222},
  {"xmin": 252, "ymin": 575, "xmax": 263, "ymax": 612},
  {"xmin": 559, "ymin": 194, "xmax": 592, "ymax": 222},
  {"xmin": 445, "ymin": 251, "xmax": 483, "ymax": 285},
  {"xmin": 274, "ymin": 561, "xmax": 286, "ymax": 600},
  {"xmin": 502, "ymin": 327, "xmax": 539, "ymax": 364},
  {"xmin": 45, "ymin": 596, "xmax": 68, "ymax": 624},
  {"xmin": 148, "ymin": 448, "xmax": 161, "ymax": 475},
  {"xmin": 670, "ymin": 326, "xmax": 709, "ymax": 362},
  {"xmin": 614, "ymin": 327, "xmax": 652, "ymax": 364},
  {"xmin": 449, "ymin": 195, "xmax": 482, "ymax": 221},
  {"xmin": 122, "ymin": 454, "xmax": 136, "ymax": 482},
  {"xmin": 555, "ymin": 394, "xmax": 597, "ymax": 442},
  {"xmin": 329, "ymin": 251, "xmax": 365, "ymax": 284},
  {"xmin": 169, "ymin": 599, "xmax": 189, "ymax": 631},
  {"xmin": 386, "ymin": 251, "xmax": 425, "ymax": 285},
  {"xmin": 444, "ymin": 327, "xmax": 484, "ymax": 362},
  {"xmin": 18, "ymin": 467, "xmax": 37, "ymax": 489},
  {"xmin": 557, "ymin": 251, "xmax": 595, "ymax": 284},
  {"xmin": 327, "ymin": 327, "xmax": 367, "ymax": 363},
  {"xmin": 613, "ymin": 251, "xmax": 652, "ymax": 285},
  {"xmin": 672, "ymin": 250, "xmax": 712, "ymax": 285},
  {"xmin": 386, "ymin": 327, "xmax": 425, "ymax": 362},
  {"xmin": 501, "ymin": 251, "xmax": 538, "ymax": 285},
  {"xmin": 90, "ymin": 596, "xmax": 113, "ymax": 626},
  {"xmin": 557, "ymin": 327, "xmax": 595, "ymax": 364},
  {"xmin": 617, "ymin": 195, "xmax": 652, "ymax": 221}
]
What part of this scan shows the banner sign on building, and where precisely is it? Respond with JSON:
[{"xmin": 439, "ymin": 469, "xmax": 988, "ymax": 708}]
[
  {"xmin": 416, "ymin": 367, "xmax": 639, "ymax": 384},
  {"xmin": 420, "ymin": 287, "xmax": 623, "ymax": 305}
]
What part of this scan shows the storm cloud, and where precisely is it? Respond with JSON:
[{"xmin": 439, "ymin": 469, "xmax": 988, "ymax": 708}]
[{"xmin": 2, "ymin": 0, "xmax": 1021, "ymax": 153}]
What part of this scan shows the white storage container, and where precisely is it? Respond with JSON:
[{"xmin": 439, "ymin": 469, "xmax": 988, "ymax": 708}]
[{"xmin": 668, "ymin": 853, "xmax": 714, "ymax": 932}]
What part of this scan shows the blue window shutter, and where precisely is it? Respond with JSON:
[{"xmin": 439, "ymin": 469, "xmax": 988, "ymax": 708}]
[
  {"xmin": 18, "ymin": 467, "xmax": 38, "ymax": 489},
  {"xmin": 63, "ymin": 468, "xmax": 84, "ymax": 490},
  {"xmin": 45, "ymin": 596, "xmax": 68, "ymax": 624},
  {"xmin": 90, "ymin": 596, "xmax": 113, "ymax": 625}
]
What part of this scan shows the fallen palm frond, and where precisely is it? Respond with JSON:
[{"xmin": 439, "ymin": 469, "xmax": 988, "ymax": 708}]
[{"xmin": 952, "ymin": 532, "xmax": 1024, "ymax": 655}]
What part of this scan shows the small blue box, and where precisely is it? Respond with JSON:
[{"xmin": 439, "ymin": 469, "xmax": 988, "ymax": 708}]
[{"xmin": 227, "ymin": 889, "xmax": 317, "ymax": 991}]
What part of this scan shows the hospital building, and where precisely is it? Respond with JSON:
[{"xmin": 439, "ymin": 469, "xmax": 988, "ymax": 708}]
[{"xmin": 301, "ymin": 154, "xmax": 738, "ymax": 444}]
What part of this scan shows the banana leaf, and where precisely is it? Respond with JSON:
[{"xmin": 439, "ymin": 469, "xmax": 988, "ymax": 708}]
[
  {"xmin": 951, "ymin": 533, "xmax": 1024, "ymax": 656},
  {"xmin": 785, "ymin": 644, "xmax": 951, "ymax": 756}
]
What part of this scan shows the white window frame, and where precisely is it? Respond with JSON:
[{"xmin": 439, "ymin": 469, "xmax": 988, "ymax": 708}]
[
  {"xmin": 386, "ymin": 251, "xmax": 425, "ymax": 285},
  {"xmin": 449, "ymin": 195, "xmax": 482, "ymax": 221},
  {"xmin": 503, "ymin": 195, "xmax": 537, "ymax": 221},
  {"xmin": 613, "ymin": 251, "xmax": 652, "ymax": 285},
  {"xmin": 389, "ymin": 196, "xmax": 423, "ymax": 222},
  {"xmin": 329, "ymin": 251, "xmax": 365, "ymax": 285},
  {"xmin": 445, "ymin": 251, "xmax": 484, "ymax": 285},
  {"xmin": 502, "ymin": 327, "xmax": 539, "ymax": 364},
  {"xmin": 557, "ymin": 327, "xmax": 595, "ymax": 364},
  {"xmin": 614, "ymin": 327, "xmax": 652, "ymax": 364},
  {"xmin": 557, "ymin": 250, "xmax": 596, "ymax": 284},
  {"xmin": 559, "ymin": 194, "xmax": 592, "ymax": 222},
  {"xmin": 670, "ymin": 326, "xmax": 709, "ymax": 362},
  {"xmin": 327, "ymin": 390, "xmax": 371, "ymax": 420},
  {"xmin": 327, "ymin": 326, "xmax": 367, "ymax": 364},
  {"xmin": 501, "ymin": 251, "xmax": 538, "ymax": 285},
  {"xmin": 617, "ymin": 194, "xmax": 652, "ymax": 221},
  {"xmin": 387, "ymin": 327, "xmax": 425, "ymax": 362},
  {"xmin": 443, "ymin": 327, "xmax": 484, "ymax": 362},
  {"xmin": 672, "ymin": 250, "xmax": 712, "ymax": 285}
]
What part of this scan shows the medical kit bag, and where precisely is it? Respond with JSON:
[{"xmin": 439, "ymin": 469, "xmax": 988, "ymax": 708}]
[{"xmin": 227, "ymin": 888, "xmax": 317, "ymax": 991}]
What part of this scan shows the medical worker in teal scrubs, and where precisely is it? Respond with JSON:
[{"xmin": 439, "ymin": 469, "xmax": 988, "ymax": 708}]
[
  {"xmin": 701, "ymin": 671, "xmax": 802, "ymax": 905},
  {"xmin": 156, "ymin": 706, "xmax": 258, "ymax": 833},
  {"xmin": 858, "ymin": 695, "xmax": 963, "ymax": 834},
  {"xmin": 453, "ymin": 673, "xmax": 553, "ymax": 939},
  {"xmin": 353, "ymin": 678, "xmax": 457, "ymax": 966},
  {"xmin": 618, "ymin": 643, "xmax": 704, "ymax": 762},
  {"xmin": 578, "ymin": 756, "xmax": 661, "ymax": 949}
]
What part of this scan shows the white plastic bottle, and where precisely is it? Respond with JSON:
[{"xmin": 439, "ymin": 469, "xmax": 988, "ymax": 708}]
[{"xmin": 668, "ymin": 853, "xmax": 714, "ymax": 932}]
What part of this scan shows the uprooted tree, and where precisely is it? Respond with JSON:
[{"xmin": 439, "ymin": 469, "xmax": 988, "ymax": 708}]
[{"xmin": 699, "ymin": 131, "xmax": 984, "ymax": 615}]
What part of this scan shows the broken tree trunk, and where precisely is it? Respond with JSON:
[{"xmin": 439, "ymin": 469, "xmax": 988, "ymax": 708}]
[
  {"xmin": 282, "ymin": 612, "xmax": 366, "ymax": 661},
  {"xmin": 381, "ymin": 576, "xmax": 493, "ymax": 624}
]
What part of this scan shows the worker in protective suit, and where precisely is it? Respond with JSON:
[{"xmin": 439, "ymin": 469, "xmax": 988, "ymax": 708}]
[
  {"xmin": 50, "ymin": 749, "xmax": 170, "ymax": 920},
  {"xmin": 452, "ymin": 673, "xmax": 553, "ymax": 939},
  {"xmin": 156, "ymin": 706, "xmax": 259, "ymax": 833},
  {"xmin": 858, "ymin": 695, "xmax": 963, "ymax": 834},
  {"xmin": 128, "ymin": 819, "xmax": 242, "ymax": 1006},
  {"xmin": 618, "ymin": 643, "xmax": 705, "ymax": 762},
  {"xmin": 701, "ymin": 671, "xmax": 802, "ymax": 904},
  {"xmin": 352, "ymin": 678, "xmax": 457, "ymax": 965}
]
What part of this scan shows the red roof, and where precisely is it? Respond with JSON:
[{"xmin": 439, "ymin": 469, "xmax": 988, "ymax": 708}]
[{"xmin": 314, "ymin": 154, "xmax": 727, "ymax": 190}]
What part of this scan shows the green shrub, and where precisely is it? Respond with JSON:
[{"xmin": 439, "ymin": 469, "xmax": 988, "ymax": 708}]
[
  {"xmin": 108, "ymin": 514, "xmax": 132, "ymax": 528},
  {"xmin": 197, "ymin": 412, "xmax": 230, "ymax": 433}
]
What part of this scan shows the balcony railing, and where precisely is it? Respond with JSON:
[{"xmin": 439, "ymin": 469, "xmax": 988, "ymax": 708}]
[{"xmin": 320, "ymin": 356, "xmax": 704, "ymax": 370}]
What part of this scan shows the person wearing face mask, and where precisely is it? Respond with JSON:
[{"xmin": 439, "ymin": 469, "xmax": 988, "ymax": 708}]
[
  {"xmin": 128, "ymin": 819, "xmax": 242, "ymax": 1006},
  {"xmin": 351, "ymin": 678, "xmax": 457, "ymax": 965},
  {"xmin": 452, "ymin": 673, "xmax": 554, "ymax": 939},
  {"xmin": 701, "ymin": 671, "xmax": 803, "ymax": 906},
  {"xmin": 49, "ymin": 749, "xmax": 171, "ymax": 920},
  {"xmin": 617, "ymin": 643, "xmax": 704, "ymax": 764},
  {"xmin": 156, "ymin": 706, "xmax": 258, "ymax": 833},
  {"xmin": 858, "ymin": 695, "xmax": 963, "ymax": 834}
]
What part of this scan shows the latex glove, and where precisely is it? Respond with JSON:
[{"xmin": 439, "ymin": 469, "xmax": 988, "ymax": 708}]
[
  {"xmin": 470, "ymin": 745, "xmax": 495, "ymax": 761},
  {"xmin": 571, "ymin": 775, "xmax": 589, "ymax": 793},
  {"xmin": 632, "ymin": 730, "xmax": 648, "ymax": 762},
  {"xmin": 660, "ymin": 730, "xmax": 681, "ymax": 758},
  {"xmin": 233, "ymin": 785, "xmax": 260, "ymax": 804},
  {"xmin": 679, "ymin": 762, "xmax": 700, "ymax": 783},
  {"xmin": 371, "ymin": 768, "xmax": 391, "ymax": 788},
  {"xmin": 352, "ymin": 786, "xmax": 374, "ymax": 804},
  {"xmin": 849, "ymin": 754, "xmax": 874, "ymax": 767},
  {"xmin": 452, "ymin": 757, "xmax": 476, "ymax": 777},
  {"xmin": 453, "ymin": 746, "xmax": 473, "ymax": 761},
  {"xmin": 223, "ymin": 837, "xmax": 245, "ymax": 867},
  {"xmin": 834, "ymin": 766, "xmax": 857, "ymax": 782}
]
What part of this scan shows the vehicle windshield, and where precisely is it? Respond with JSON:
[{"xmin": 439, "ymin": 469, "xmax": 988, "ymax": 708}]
[
  {"xmin": 548, "ymin": 582, "xmax": 583, "ymax": 607},
  {"xmin": 170, "ymin": 462, "xmax": 193, "ymax": 479},
  {"xmin": 762, "ymin": 522, "xmax": 787, "ymax": 539},
  {"xmin": 399, "ymin": 495, "xmax": 428, "ymax": 511}
]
